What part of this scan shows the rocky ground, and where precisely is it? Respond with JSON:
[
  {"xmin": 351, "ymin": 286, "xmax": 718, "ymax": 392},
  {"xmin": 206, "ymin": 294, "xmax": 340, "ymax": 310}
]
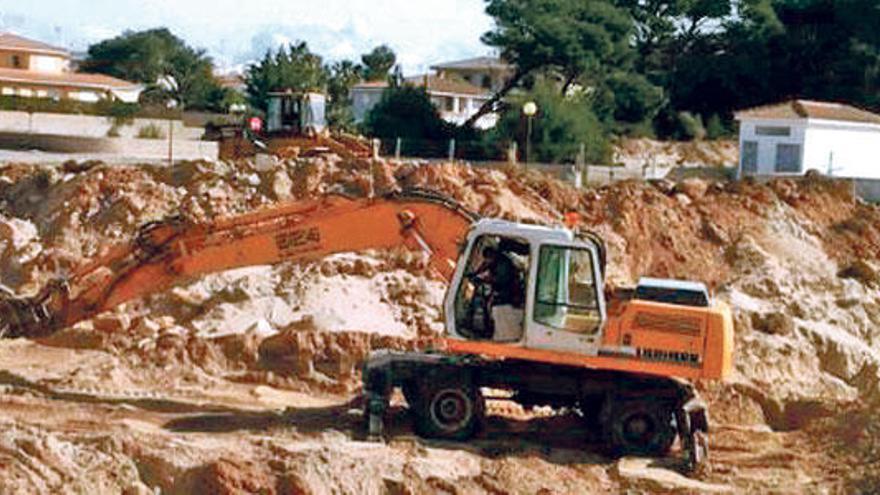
[{"xmin": 0, "ymin": 154, "xmax": 876, "ymax": 494}]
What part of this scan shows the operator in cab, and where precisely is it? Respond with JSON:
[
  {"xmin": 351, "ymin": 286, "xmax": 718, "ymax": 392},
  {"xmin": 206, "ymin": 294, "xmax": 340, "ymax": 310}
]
[{"xmin": 469, "ymin": 245, "xmax": 525, "ymax": 341}]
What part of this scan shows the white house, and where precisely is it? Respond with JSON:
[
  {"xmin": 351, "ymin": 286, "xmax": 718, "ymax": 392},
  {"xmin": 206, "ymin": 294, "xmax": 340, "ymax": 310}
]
[
  {"xmin": 351, "ymin": 74, "xmax": 498, "ymax": 129},
  {"xmin": 0, "ymin": 32, "xmax": 142, "ymax": 103},
  {"xmin": 430, "ymin": 56, "xmax": 513, "ymax": 94},
  {"xmin": 735, "ymin": 100, "xmax": 880, "ymax": 179}
]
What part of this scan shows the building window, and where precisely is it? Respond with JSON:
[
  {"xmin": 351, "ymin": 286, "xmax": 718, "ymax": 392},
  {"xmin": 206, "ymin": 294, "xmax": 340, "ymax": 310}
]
[
  {"xmin": 11, "ymin": 55, "xmax": 21, "ymax": 68},
  {"xmin": 445, "ymin": 96, "xmax": 455, "ymax": 112},
  {"xmin": 756, "ymin": 126, "xmax": 791, "ymax": 137},
  {"xmin": 775, "ymin": 143, "xmax": 801, "ymax": 173},
  {"xmin": 481, "ymin": 75, "xmax": 492, "ymax": 89},
  {"xmin": 742, "ymin": 141, "xmax": 758, "ymax": 174}
]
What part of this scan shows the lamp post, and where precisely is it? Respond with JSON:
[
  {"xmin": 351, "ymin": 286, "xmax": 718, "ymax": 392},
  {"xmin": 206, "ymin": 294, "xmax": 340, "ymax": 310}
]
[
  {"xmin": 158, "ymin": 75, "xmax": 180, "ymax": 168},
  {"xmin": 166, "ymin": 98, "xmax": 178, "ymax": 167},
  {"xmin": 522, "ymin": 101, "xmax": 537, "ymax": 168}
]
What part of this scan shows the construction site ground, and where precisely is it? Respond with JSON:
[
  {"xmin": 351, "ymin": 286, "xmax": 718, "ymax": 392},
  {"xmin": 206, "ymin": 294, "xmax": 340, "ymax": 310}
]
[{"xmin": 0, "ymin": 143, "xmax": 876, "ymax": 494}]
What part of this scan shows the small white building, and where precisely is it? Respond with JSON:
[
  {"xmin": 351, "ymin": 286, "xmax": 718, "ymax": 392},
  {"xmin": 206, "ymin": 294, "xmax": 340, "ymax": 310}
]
[
  {"xmin": 735, "ymin": 100, "xmax": 880, "ymax": 179},
  {"xmin": 351, "ymin": 74, "xmax": 497, "ymax": 129}
]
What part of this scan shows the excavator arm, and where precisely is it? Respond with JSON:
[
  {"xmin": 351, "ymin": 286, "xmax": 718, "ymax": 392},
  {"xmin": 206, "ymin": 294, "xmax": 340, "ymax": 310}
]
[{"xmin": 0, "ymin": 189, "xmax": 477, "ymax": 339}]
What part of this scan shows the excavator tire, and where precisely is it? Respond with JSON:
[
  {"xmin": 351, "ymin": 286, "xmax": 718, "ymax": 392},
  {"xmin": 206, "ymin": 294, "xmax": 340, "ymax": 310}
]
[
  {"xmin": 412, "ymin": 376, "xmax": 484, "ymax": 441},
  {"xmin": 603, "ymin": 398, "xmax": 676, "ymax": 456}
]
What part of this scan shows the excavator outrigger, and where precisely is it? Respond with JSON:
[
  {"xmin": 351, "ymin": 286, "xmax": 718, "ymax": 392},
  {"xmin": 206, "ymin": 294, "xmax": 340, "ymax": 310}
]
[{"xmin": 0, "ymin": 188, "xmax": 732, "ymax": 472}]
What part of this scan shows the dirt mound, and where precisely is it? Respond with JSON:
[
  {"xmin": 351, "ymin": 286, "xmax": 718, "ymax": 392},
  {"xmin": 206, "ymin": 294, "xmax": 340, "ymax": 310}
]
[{"xmin": 0, "ymin": 156, "xmax": 879, "ymax": 491}]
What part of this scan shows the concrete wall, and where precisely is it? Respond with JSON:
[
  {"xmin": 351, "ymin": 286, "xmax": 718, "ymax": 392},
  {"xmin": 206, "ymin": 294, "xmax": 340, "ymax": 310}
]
[
  {"xmin": 352, "ymin": 88, "xmax": 383, "ymax": 123},
  {"xmin": 854, "ymin": 179, "xmax": 880, "ymax": 202},
  {"xmin": 0, "ymin": 132, "xmax": 218, "ymax": 161},
  {"xmin": 0, "ymin": 110, "xmax": 204, "ymax": 140},
  {"xmin": 803, "ymin": 121, "xmax": 880, "ymax": 179}
]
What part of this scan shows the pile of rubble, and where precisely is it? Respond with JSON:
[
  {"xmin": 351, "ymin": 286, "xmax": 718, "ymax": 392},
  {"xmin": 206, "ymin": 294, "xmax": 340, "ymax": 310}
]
[{"xmin": 0, "ymin": 155, "xmax": 879, "ymax": 492}]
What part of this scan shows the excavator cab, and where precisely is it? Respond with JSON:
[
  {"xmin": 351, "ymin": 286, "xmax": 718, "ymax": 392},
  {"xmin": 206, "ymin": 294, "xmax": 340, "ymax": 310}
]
[
  {"xmin": 266, "ymin": 90, "xmax": 327, "ymax": 136},
  {"xmin": 446, "ymin": 219, "xmax": 607, "ymax": 355}
]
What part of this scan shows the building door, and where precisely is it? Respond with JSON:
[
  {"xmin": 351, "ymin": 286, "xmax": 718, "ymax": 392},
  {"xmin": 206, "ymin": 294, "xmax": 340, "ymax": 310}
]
[
  {"xmin": 775, "ymin": 143, "xmax": 802, "ymax": 173},
  {"xmin": 741, "ymin": 141, "xmax": 758, "ymax": 175}
]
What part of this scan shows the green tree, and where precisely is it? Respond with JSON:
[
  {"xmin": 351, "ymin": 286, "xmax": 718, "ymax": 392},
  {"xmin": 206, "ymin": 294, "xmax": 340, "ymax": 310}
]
[
  {"xmin": 615, "ymin": 0, "xmax": 733, "ymax": 74},
  {"xmin": 361, "ymin": 45, "xmax": 397, "ymax": 81},
  {"xmin": 326, "ymin": 60, "xmax": 363, "ymax": 131},
  {"xmin": 494, "ymin": 80, "xmax": 609, "ymax": 163},
  {"xmin": 663, "ymin": 0, "xmax": 880, "ymax": 128},
  {"xmin": 467, "ymin": 0, "xmax": 634, "ymax": 128},
  {"xmin": 245, "ymin": 41, "xmax": 328, "ymax": 112},
  {"xmin": 363, "ymin": 85, "xmax": 448, "ymax": 140},
  {"xmin": 82, "ymin": 28, "xmax": 224, "ymax": 111},
  {"xmin": 592, "ymin": 71, "xmax": 665, "ymax": 135}
]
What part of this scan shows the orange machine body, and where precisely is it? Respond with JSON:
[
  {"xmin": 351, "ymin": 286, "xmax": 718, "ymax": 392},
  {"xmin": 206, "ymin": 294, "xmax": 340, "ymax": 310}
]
[{"xmin": 445, "ymin": 298, "xmax": 734, "ymax": 380}]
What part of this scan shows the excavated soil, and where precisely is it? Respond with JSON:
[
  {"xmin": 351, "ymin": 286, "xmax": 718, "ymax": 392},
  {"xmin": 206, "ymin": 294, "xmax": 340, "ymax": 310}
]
[{"xmin": 0, "ymin": 154, "xmax": 877, "ymax": 493}]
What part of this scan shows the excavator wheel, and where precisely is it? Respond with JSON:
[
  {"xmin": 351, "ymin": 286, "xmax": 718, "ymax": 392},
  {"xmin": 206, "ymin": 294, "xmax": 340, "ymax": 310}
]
[
  {"xmin": 603, "ymin": 399, "xmax": 676, "ymax": 456},
  {"xmin": 412, "ymin": 377, "xmax": 484, "ymax": 441}
]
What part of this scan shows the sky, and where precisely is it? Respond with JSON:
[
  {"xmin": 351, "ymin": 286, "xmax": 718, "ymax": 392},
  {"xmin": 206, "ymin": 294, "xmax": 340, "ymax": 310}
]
[{"xmin": 0, "ymin": 0, "xmax": 496, "ymax": 74}]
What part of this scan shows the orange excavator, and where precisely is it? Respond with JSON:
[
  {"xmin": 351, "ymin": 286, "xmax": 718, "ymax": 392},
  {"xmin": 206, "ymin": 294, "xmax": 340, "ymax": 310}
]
[{"xmin": 0, "ymin": 189, "xmax": 732, "ymax": 471}]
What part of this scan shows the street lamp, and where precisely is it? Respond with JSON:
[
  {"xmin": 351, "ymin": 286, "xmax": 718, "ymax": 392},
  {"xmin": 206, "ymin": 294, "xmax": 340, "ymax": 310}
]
[
  {"xmin": 522, "ymin": 101, "xmax": 537, "ymax": 168},
  {"xmin": 158, "ymin": 75, "xmax": 180, "ymax": 167},
  {"xmin": 166, "ymin": 98, "xmax": 178, "ymax": 167}
]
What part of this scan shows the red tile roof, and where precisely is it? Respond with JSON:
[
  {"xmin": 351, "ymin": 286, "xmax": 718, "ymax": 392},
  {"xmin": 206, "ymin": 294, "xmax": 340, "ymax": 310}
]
[
  {"xmin": 0, "ymin": 67, "xmax": 140, "ymax": 90},
  {"xmin": 736, "ymin": 99, "xmax": 880, "ymax": 125},
  {"xmin": 0, "ymin": 32, "xmax": 68, "ymax": 57}
]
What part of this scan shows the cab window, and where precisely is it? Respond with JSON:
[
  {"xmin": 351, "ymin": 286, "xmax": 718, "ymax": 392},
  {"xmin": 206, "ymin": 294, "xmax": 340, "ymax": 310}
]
[
  {"xmin": 534, "ymin": 245, "xmax": 601, "ymax": 334},
  {"xmin": 454, "ymin": 235, "xmax": 529, "ymax": 340}
]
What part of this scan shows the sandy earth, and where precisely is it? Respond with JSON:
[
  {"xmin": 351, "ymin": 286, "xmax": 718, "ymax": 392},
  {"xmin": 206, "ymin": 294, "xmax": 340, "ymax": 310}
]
[{"xmin": 0, "ymin": 150, "xmax": 876, "ymax": 493}]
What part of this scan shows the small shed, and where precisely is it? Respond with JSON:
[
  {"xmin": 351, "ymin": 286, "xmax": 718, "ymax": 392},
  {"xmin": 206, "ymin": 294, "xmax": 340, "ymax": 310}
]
[{"xmin": 735, "ymin": 100, "xmax": 880, "ymax": 180}]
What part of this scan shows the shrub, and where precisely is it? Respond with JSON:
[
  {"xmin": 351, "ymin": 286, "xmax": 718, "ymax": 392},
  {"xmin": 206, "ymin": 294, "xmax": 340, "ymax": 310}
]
[
  {"xmin": 677, "ymin": 112, "xmax": 706, "ymax": 140},
  {"xmin": 137, "ymin": 123, "xmax": 166, "ymax": 139},
  {"xmin": 363, "ymin": 84, "xmax": 449, "ymax": 140},
  {"xmin": 705, "ymin": 114, "xmax": 728, "ymax": 140}
]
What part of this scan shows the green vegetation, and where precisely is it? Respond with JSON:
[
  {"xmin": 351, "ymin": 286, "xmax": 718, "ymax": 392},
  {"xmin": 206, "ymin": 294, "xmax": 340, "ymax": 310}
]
[
  {"xmin": 82, "ymin": 28, "xmax": 229, "ymax": 111},
  {"xmin": 245, "ymin": 41, "xmax": 328, "ymax": 112},
  {"xmin": 0, "ymin": 95, "xmax": 179, "ymax": 121},
  {"xmin": 136, "ymin": 123, "xmax": 166, "ymax": 140},
  {"xmin": 363, "ymin": 85, "xmax": 449, "ymax": 140},
  {"xmin": 492, "ymin": 80, "xmax": 610, "ymax": 164},
  {"xmin": 473, "ymin": 0, "xmax": 880, "ymax": 142},
  {"xmin": 326, "ymin": 60, "xmax": 364, "ymax": 132},
  {"xmin": 361, "ymin": 45, "xmax": 397, "ymax": 82}
]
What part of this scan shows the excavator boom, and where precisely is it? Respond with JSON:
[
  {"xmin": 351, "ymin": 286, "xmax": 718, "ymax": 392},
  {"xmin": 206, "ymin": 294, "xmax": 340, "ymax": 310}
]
[{"xmin": 0, "ymin": 189, "xmax": 476, "ymax": 338}]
